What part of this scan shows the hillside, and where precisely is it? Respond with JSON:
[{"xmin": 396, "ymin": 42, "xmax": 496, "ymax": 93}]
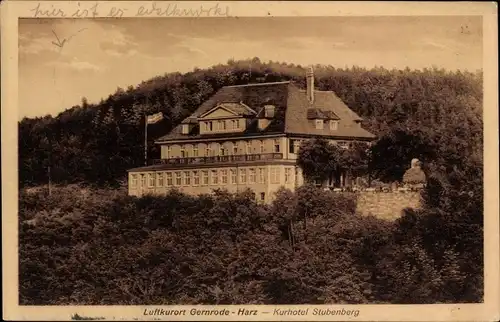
[
  {"xmin": 18, "ymin": 59, "xmax": 484, "ymax": 304},
  {"xmin": 18, "ymin": 58, "xmax": 483, "ymax": 186}
]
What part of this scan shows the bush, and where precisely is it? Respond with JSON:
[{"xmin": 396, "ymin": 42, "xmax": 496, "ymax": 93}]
[{"xmin": 19, "ymin": 182, "xmax": 482, "ymax": 304}]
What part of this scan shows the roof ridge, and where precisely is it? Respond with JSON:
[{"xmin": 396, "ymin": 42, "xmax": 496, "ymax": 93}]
[
  {"xmin": 225, "ymin": 81, "xmax": 290, "ymax": 88},
  {"xmin": 297, "ymin": 89, "xmax": 334, "ymax": 93}
]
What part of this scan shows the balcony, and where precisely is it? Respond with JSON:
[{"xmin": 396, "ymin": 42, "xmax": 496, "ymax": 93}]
[{"xmin": 150, "ymin": 153, "xmax": 284, "ymax": 166}]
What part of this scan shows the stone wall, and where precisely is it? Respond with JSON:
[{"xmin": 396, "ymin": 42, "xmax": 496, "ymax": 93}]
[{"xmin": 337, "ymin": 189, "xmax": 423, "ymax": 221}]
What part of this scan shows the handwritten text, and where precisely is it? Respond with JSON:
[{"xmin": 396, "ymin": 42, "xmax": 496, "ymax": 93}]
[{"xmin": 30, "ymin": 2, "xmax": 230, "ymax": 18}]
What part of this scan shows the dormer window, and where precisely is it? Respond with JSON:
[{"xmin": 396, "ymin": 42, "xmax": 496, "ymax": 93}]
[
  {"xmin": 264, "ymin": 105, "xmax": 275, "ymax": 118},
  {"xmin": 315, "ymin": 119, "xmax": 324, "ymax": 129},
  {"xmin": 181, "ymin": 122, "xmax": 195, "ymax": 135},
  {"xmin": 329, "ymin": 120, "xmax": 339, "ymax": 131}
]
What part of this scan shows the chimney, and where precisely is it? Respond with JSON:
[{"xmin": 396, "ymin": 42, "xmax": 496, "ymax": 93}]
[{"xmin": 306, "ymin": 66, "xmax": 314, "ymax": 103}]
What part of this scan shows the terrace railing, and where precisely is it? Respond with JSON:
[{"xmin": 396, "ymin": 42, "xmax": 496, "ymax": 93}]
[{"xmin": 150, "ymin": 153, "xmax": 284, "ymax": 166}]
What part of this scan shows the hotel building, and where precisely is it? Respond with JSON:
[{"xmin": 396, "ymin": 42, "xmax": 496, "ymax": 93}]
[{"xmin": 127, "ymin": 68, "xmax": 376, "ymax": 202}]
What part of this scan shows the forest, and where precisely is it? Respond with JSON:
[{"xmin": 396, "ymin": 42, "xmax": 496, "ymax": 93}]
[{"xmin": 18, "ymin": 58, "xmax": 483, "ymax": 304}]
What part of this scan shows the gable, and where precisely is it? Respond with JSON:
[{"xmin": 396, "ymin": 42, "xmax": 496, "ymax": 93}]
[{"xmin": 199, "ymin": 105, "xmax": 239, "ymax": 119}]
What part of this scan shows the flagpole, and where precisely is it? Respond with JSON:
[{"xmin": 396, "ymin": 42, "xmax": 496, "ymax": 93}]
[{"xmin": 144, "ymin": 113, "xmax": 148, "ymax": 166}]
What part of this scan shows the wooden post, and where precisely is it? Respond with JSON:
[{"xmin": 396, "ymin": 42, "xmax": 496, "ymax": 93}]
[
  {"xmin": 144, "ymin": 114, "xmax": 148, "ymax": 166},
  {"xmin": 47, "ymin": 165, "xmax": 52, "ymax": 196}
]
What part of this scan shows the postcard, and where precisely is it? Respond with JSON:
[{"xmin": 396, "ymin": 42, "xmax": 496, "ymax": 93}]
[{"xmin": 2, "ymin": 1, "xmax": 499, "ymax": 321}]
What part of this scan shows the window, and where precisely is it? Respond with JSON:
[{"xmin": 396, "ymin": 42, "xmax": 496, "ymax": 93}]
[
  {"xmin": 167, "ymin": 146, "xmax": 172, "ymax": 159},
  {"xmin": 206, "ymin": 147, "xmax": 211, "ymax": 157},
  {"xmin": 285, "ymin": 168, "xmax": 292, "ymax": 184},
  {"xmin": 231, "ymin": 169, "xmax": 237, "ymax": 184},
  {"xmin": 148, "ymin": 173, "xmax": 155, "ymax": 187},
  {"xmin": 175, "ymin": 172, "xmax": 182, "ymax": 186},
  {"xmin": 259, "ymin": 168, "xmax": 266, "ymax": 183},
  {"xmin": 141, "ymin": 174, "xmax": 146, "ymax": 187},
  {"xmin": 315, "ymin": 119, "xmax": 324, "ymax": 129},
  {"xmin": 249, "ymin": 168, "xmax": 256, "ymax": 183},
  {"xmin": 166, "ymin": 172, "xmax": 173, "ymax": 186},
  {"xmin": 157, "ymin": 172, "xmax": 164, "ymax": 187},
  {"xmin": 246, "ymin": 141, "xmax": 252, "ymax": 154},
  {"xmin": 131, "ymin": 174, "xmax": 138, "ymax": 188},
  {"xmin": 193, "ymin": 145, "xmax": 198, "ymax": 157},
  {"xmin": 260, "ymin": 192, "xmax": 266, "ymax": 202},
  {"xmin": 222, "ymin": 120, "xmax": 227, "ymax": 130},
  {"xmin": 232, "ymin": 142, "xmax": 238, "ymax": 155},
  {"xmin": 330, "ymin": 120, "xmax": 338, "ymax": 130},
  {"xmin": 240, "ymin": 169, "xmax": 247, "ymax": 184},
  {"xmin": 221, "ymin": 169, "xmax": 228, "ymax": 184},
  {"xmin": 209, "ymin": 121, "xmax": 213, "ymax": 131},
  {"xmin": 184, "ymin": 171, "xmax": 191, "ymax": 186},
  {"xmin": 211, "ymin": 170, "xmax": 218, "ymax": 185},
  {"xmin": 289, "ymin": 139, "xmax": 295, "ymax": 154},
  {"xmin": 274, "ymin": 139, "xmax": 280, "ymax": 153},
  {"xmin": 236, "ymin": 119, "xmax": 241, "ymax": 128},
  {"xmin": 270, "ymin": 167, "xmax": 280, "ymax": 184},
  {"xmin": 193, "ymin": 171, "xmax": 200, "ymax": 185},
  {"xmin": 221, "ymin": 146, "xmax": 226, "ymax": 156},
  {"xmin": 202, "ymin": 171, "xmax": 209, "ymax": 185},
  {"xmin": 289, "ymin": 139, "xmax": 300, "ymax": 154},
  {"xmin": 259, "ymin": 140, "xmax": 265, "ymax": 153},
  {"xmin": 180, "ymin": 145, "xmax": 186, "ymax": 158},
  {"xmin": 232, "ymin": 119, "xmax": 237, "ymax": 129}
]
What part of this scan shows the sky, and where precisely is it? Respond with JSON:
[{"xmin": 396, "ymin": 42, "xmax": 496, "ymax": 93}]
[{"xmin": 18, "ymin": 16, "xmax": 483, "ymax": 119}]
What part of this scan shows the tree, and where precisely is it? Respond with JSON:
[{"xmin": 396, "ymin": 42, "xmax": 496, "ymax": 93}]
[
  {"xmin": 296, "ymin": 138, "xmax": 341, "ymax": 184},
  {"xmin": 369, "ymin": 129, "xmax": 437, "ymax": 182}
]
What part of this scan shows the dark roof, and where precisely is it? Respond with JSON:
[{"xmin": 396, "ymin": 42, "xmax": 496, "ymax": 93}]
[
  {"xmin": 306, "ymin": 108, "xmax": 340, "ymax": 120},
  {"xmin": 284, "ymin": 87, "xmax": 374, "ymax": 138},
  {"xmin": 156, "ymin": 81, "xmax": 375, "ymax": 142},
  {"xmin": 181, "ymin": 118, "xmax": 198, "ymax": 124}
]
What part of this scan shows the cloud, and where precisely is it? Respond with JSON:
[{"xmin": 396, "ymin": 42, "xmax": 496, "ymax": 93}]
[
  {"xmin": 104, "ymin": 48, "xmax": 138, "ymax": 57},
  {"xmin": 19, "ymin": 33, "xmax": 60, "ymax": 55},
  {"xmin": 47, "ymin": 57, "xmax": 103, "ymax": 72},
  {"xmin": 422, "ymin": 39, "xmax": 451, "ymax": 50}
]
